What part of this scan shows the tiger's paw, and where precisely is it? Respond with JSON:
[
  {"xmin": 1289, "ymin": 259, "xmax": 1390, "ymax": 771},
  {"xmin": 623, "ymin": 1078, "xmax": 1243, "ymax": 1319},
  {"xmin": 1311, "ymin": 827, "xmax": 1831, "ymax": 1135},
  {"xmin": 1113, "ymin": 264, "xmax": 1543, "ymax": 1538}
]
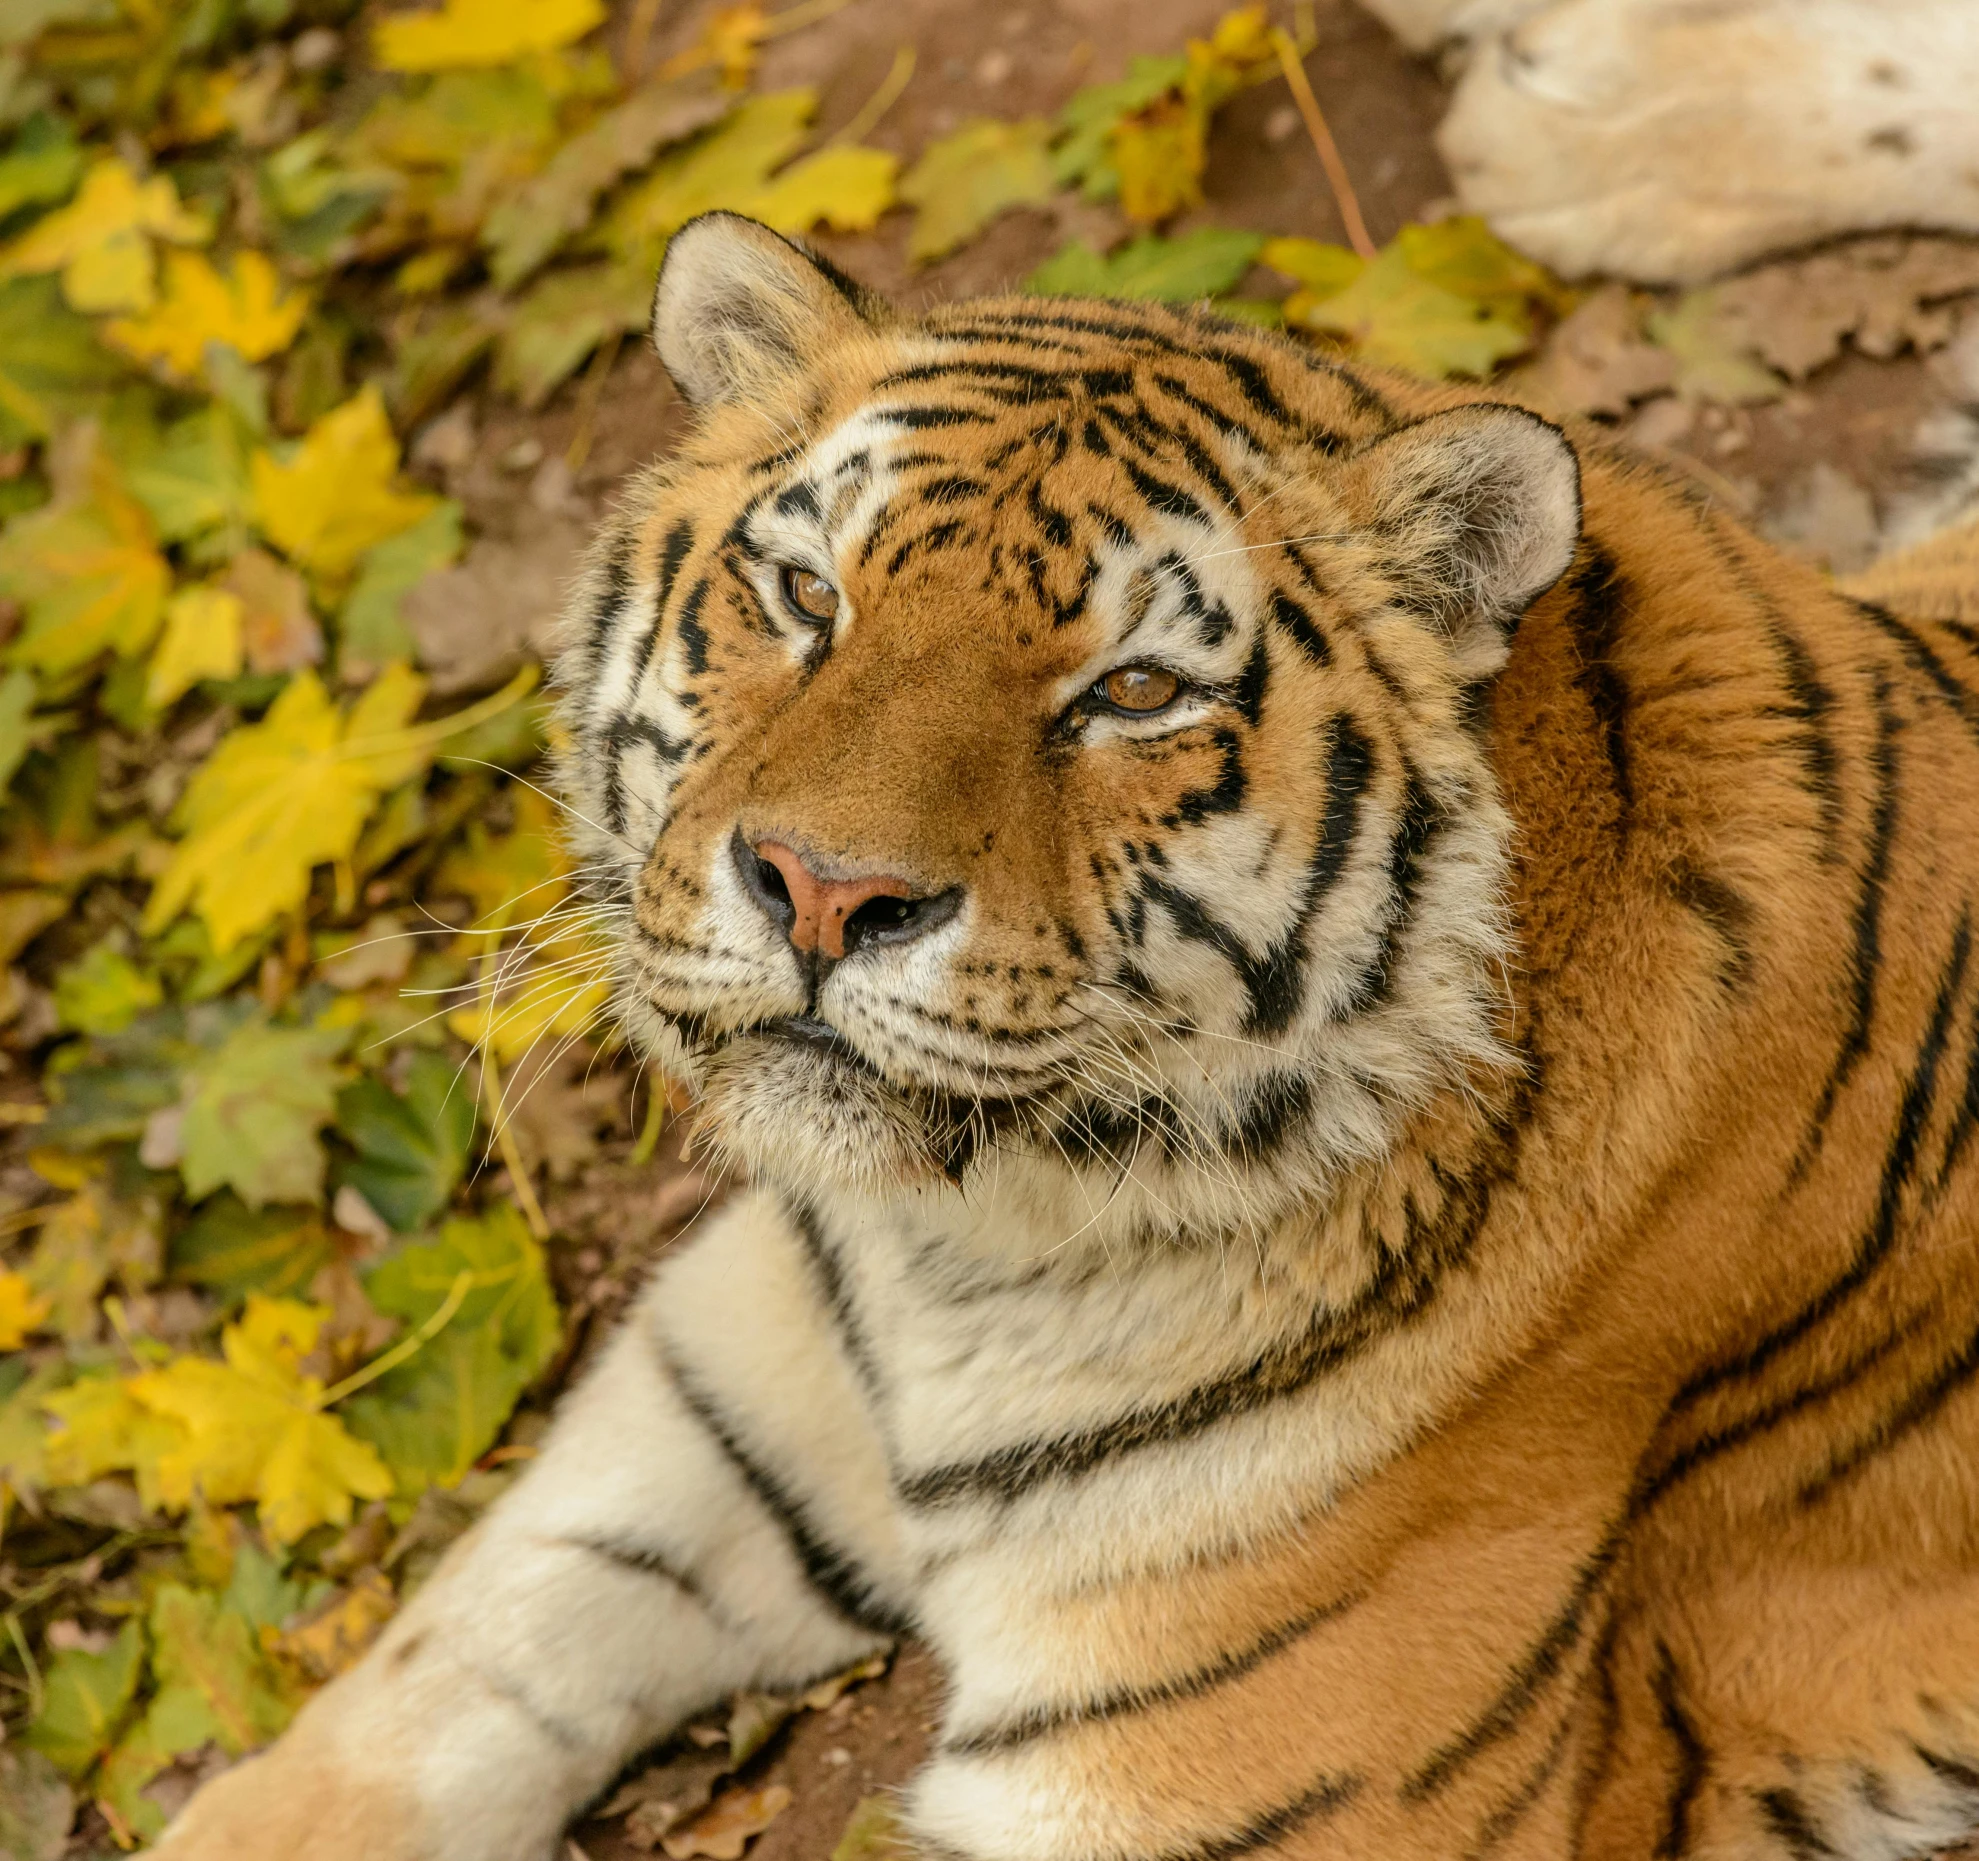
[
  {"xmin": 148, "ymin": 1734, "xmax": 438, "ymax": 1861},
  {"xmin": 1433, "ymin": 0, "xmax": 1979, "ymax": 283}
]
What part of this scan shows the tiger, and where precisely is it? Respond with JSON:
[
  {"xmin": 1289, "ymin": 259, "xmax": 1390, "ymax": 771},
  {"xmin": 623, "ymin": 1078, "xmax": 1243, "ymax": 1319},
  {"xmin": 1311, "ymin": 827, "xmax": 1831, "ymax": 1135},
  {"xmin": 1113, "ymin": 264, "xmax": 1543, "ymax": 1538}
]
[{"xmin": 155, "ymin": 212, "xmax": 1979, "ymax": 1861}]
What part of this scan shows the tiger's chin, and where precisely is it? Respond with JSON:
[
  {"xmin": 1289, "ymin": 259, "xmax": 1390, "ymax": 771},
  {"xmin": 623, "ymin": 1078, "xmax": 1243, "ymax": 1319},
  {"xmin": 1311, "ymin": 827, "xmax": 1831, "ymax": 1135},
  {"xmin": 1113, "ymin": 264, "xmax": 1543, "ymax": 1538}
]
[{"xmin": 685, "ymin": 1031, "xmax": 981, "ymax": 1198}]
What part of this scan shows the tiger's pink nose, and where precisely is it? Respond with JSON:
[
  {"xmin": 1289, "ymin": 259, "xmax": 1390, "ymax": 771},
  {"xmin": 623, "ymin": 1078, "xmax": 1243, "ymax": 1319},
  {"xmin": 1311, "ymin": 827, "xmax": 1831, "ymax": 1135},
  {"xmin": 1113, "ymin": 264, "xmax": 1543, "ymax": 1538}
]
[{"xmin": 748, "ymin": 840, "xmax": 916, "ymax": 962}]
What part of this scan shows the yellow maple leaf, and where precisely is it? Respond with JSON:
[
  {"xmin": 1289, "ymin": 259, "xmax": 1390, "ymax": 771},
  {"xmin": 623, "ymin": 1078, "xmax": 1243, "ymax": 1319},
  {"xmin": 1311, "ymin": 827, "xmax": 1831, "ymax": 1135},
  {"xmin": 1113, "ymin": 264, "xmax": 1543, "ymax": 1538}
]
[
  {"xmin": 438, "ymin": 784, "xmax": 612, "ymax": 1058},
  {"xmin": 143, "ymin": 662, "xmax": 535, "ymax": 952},
  {"xmin": 79, "ymin": 1297, "xmax": 397, "ymax": 1544},
  {"xmin": 449, "ymin": 970, "xmax": 612, "ymax": 1065},
  {"xmin": 434, "ymin": 783, "xmax": 570, "ymax": 947},
  {"xmin": 1101, "ymin": 6, "xmax": 1277, "ymax": 227},
  {"xmin": 251, "ymin": 388, "xmax": 439, "ymax": 583},
  {"xmin": 0, "ymin": 159, "xmax": 209, "ymax": 314},
  {"xmin": 104, "ymin": 250, "xmax": 310, "ymax": 380},
  {"xmin": 0, "ymin": 447, "xmax": 170, "ymax": 676},
  {"xmin": 661, "ymin": 2, "xmax": 768, "ymax": 88},
  {"xmin": 40, "ymin": 1375, "xmax": 185, "ymax": 1511},
  {"xmin": 1111, "ymin": 92, "xmax": 1205, "ymax": 225},
  {"xmin": 141, "ymin": 664, "xmax": 425, "ymax": 953},
  {"xmin": 0, "ymin": 1268, "xmax": 51, "ymax": 1350},
  {"xmin": 1288, "ymin": 242, "xmax": 1533, "ymax": 379},
  {"xmin": 746, "ymin": 145, "xmax": 897, "ymax": 237},
  {"xmin": 374, "ymin": 0, "xmax": 606, "ymax": 71},
  {"xmin": 146, "ymin": 585, "xmax": 245, "ymax": 711}
]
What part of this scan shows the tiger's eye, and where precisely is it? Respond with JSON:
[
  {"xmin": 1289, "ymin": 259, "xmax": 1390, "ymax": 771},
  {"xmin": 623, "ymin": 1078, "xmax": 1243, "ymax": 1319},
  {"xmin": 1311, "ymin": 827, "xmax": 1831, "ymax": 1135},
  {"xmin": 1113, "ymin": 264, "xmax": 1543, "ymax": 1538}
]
[
  {"xmin": 781, "ymin": 566, "xmax": 840, "ymax": 623},
  {"xmin": 1099, "ymin": 666, "xmax": 1181, "ymax": 714}
]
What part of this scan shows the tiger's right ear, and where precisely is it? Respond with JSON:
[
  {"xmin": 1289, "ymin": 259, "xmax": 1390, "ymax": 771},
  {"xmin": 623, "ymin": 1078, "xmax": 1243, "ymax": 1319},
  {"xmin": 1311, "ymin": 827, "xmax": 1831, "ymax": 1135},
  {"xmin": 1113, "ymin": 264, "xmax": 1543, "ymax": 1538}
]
[{"xmin": 652, "ymin": 213, "xmax": 888, "ymax": 409}]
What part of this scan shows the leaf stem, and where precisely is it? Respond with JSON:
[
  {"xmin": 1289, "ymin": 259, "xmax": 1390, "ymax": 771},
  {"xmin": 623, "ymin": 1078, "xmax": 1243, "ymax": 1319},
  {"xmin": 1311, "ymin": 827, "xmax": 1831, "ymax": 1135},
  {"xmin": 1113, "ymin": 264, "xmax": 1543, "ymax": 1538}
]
[
  {"xmin": 4, "ymin": 1608, "xmax": 41, "ymax": 1721},
  {"xmin": 339, "ymin": 666, "xmax": 539, "ymax": 765},
  {"xmin": 1270, "ymin": 28, "xmax": 1377, "ymax": 262},
  {"xmin": 318, "ymin": 1267, "xmax": 473, "ymax": 1408}
]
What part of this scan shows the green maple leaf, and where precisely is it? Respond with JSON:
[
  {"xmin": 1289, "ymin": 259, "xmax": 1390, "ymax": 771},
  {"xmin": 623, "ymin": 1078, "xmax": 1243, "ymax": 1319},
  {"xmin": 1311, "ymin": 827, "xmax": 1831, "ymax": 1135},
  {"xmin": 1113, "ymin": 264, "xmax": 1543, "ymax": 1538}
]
[
  {"xmin": 0, "ymin": 275, "xmax": 120, "ymax": 449},
  {"xmin": 26, "ymin": 1619, "xmax": 143, "ymax": 1779},
  {"xmin": 339, "ymin": 500, "xmax": 462, "ymax": 673},
  {"xmin": 0, "ymin": 666, "xmax": 40, "ymax": 800},
  {"xmin": 482, "ymin": 73, "xmax": 728, "ymax": 289},
  {"xmin": 898, "ymin": 117, "xmax": 1056, "ymax": 265},
  {"xmin": 344, "ymin": 1204, "xmax": 560, "ymax": 1493},
  {"xmin": 494, "ymin": 258, "xmax": 651, "ymax": 409},
  {"xmin": 168, "ymin": 1193, "xmax": 333, "ymax": 1306},
  {"xmin": 351, "ymin": 67, "xmax": 558, "ymax": 176},
  {"xmin": 1028, "ymin": 228, "xmax": 1263, "ymax": 302},
  {"xmin": 53, "ymin": 940, "xmax": 163, "ymax": 1036},
  {"xmin": 0, "ymin": 113, "xmax": 83, "ymax": 222},
  {"xmin": 1645, "ymin": 290, "xmax": 1786, "ymax": 406},
  {"xmin": 0, "ymin": 1744, "xmax": 72, "ymax": 1861},
  {"xmin": 119, "ymin": 401, "xmax": 255, "ymax": 547},
  {"xmin": 96, "ymin": 1584, "xmax": 299, "ymax": 1840},
  {"xmin": 333, "ymin": 1049, "xmax": 477, "ymax": 1232},
  {"xmin": 179, "ymin": 1016, "xmax": 350, "ymax": 1208}
]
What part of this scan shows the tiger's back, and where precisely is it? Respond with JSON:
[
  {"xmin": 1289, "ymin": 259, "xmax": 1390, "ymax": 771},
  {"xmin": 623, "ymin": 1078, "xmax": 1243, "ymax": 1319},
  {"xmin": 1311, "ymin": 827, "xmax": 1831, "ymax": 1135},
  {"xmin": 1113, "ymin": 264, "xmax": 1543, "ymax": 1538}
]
[{"xmin": 152, "ymin": 218, "xmax": 1979, "ymax": 1861}]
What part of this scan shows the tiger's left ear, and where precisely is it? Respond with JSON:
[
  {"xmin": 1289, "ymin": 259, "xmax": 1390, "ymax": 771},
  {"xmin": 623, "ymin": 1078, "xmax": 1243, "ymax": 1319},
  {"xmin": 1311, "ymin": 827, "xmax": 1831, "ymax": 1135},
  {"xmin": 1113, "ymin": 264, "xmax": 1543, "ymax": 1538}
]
[
  {"xmin": 1344, "ymin": 405, "xmax": 1581, "ymax": 680},
  {"xmin": 652, "ymin": 212, "xmax": 889, "ymax": 409}
]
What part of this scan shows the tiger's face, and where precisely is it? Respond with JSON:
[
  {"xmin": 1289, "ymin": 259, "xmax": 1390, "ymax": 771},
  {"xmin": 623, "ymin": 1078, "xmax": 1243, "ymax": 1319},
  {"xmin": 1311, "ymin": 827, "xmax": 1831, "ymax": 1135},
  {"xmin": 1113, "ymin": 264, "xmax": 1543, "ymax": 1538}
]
[{"xmin": 561, "ymin": 216, "xmax": 1581, "ymax": 1238}]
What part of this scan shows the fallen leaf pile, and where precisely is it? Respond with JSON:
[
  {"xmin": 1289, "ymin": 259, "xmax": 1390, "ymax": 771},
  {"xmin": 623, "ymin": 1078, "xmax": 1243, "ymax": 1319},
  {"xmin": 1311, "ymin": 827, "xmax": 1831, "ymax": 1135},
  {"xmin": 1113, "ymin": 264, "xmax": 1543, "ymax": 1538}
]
[{"xmin": 3, "ymin": 0, "xmax": 1979, "ymax": 1853}]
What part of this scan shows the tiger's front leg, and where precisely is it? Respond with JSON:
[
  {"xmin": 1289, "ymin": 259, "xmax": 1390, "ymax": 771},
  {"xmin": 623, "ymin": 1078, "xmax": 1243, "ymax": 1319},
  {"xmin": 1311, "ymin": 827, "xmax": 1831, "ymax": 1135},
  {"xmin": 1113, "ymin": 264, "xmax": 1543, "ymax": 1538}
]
[{"xmin": 153, "ymin": 1190, "xmax": 910, "ymax": 1861}]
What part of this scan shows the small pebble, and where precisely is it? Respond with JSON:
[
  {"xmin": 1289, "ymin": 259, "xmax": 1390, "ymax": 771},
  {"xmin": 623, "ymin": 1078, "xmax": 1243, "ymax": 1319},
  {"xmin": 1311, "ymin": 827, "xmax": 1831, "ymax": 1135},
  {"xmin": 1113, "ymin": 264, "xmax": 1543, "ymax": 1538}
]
[
  {"xmin": 290, "ymin": 27, "xmax": 340, "ymax": 70},
  {"xmin": 501, "ymin": 436, "xmax": 545, "ymax": 473}
]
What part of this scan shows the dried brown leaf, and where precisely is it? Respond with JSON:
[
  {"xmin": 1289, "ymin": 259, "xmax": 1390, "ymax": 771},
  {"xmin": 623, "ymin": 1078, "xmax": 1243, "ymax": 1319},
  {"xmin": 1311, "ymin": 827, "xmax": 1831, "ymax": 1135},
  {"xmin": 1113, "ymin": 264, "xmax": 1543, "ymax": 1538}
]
[
  {"xmin": 799, "ymin": 1651, "xmax": 889, "ymax": 1713},
  {"xmin": 222, "ymin": 545, "xmax": 322, "ymax": 677},
  {"xmin": 661, "ymin": 1784, "xmax": 792, "ymax": 1861},
  {"xmin": 1712, "ymin": 235, "xmax": 1979, "ymax": 382},
  {"xmin": 723, "ymin": 1691, "xmax": 791, "ymax": 1767},
  {"xmin": 268, "ymin": 1567, "xmax": 396, "ymax": 1683},
  {"xmin": 1507, "ymin": 283, "xmax": 1673, "ymax": 418},
  {"xmin": 401, "ymin": 513, "xmax": 585, "ymax": 695},
  {"xmin": 605, "ymin": 1746, "xmax": 734, "ymax": 1849}
]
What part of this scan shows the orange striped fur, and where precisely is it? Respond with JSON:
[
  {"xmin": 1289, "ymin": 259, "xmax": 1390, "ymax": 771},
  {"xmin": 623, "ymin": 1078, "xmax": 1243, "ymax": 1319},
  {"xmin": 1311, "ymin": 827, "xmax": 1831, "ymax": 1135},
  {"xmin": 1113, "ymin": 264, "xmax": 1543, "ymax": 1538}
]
[{"xmin": 157, "ymin": 218, "xmax": 1979, "ymax": 1861}]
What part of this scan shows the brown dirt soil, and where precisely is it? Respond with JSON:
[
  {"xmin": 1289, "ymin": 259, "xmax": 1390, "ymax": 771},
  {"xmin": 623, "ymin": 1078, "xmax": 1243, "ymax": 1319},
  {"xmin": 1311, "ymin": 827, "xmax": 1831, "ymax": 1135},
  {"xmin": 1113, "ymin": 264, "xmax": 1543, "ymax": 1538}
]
[{"xmin": 428, "ymin": 3, "xmax": 1975, "ymax": 1857}]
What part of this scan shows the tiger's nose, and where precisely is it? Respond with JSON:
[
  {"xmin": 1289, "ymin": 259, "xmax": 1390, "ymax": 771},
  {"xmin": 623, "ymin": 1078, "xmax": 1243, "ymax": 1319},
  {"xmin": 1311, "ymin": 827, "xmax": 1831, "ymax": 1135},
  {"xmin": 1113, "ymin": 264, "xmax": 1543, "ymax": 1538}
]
[{"xmin": 734, "ymin": 833, "xmax": 960, "ymax": 961}]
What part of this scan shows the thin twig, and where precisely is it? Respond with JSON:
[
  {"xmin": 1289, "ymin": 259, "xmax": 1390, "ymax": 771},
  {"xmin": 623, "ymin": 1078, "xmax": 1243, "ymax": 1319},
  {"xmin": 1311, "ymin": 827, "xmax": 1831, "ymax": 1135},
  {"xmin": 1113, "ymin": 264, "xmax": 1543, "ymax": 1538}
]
[
  {"xmin": 4, "ymin": 1610, "xmax": 41, "ymax": 1722},
  {"xmin": 622, "ymin": 0, "xmax": 664, "ymax": 80},
  {"xmin": 481, "ymin": 1040, "xmax": 553, "ymax": 1242},
  {"xmin": 762, "ymin": 0, "xmax": 855, "ymax": 39},
  {"xmin": 829, "ymin": 43, "xmax": 914, "ymax": 147},
  {"xmin": 566, "ymin": 330, "xmax": 624, "ymax": 475},
  {"xmin": 1270, "ymin": 27, "xmax": 1377, "ymax": 261}
]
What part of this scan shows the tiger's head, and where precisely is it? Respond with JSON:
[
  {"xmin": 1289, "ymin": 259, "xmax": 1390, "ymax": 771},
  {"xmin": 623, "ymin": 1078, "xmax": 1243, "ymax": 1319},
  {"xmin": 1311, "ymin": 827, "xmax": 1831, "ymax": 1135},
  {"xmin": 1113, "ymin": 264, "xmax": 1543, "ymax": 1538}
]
[{"xmin": 559, "ymin": 214, "xmax": 1581, "ymax": 1241}]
